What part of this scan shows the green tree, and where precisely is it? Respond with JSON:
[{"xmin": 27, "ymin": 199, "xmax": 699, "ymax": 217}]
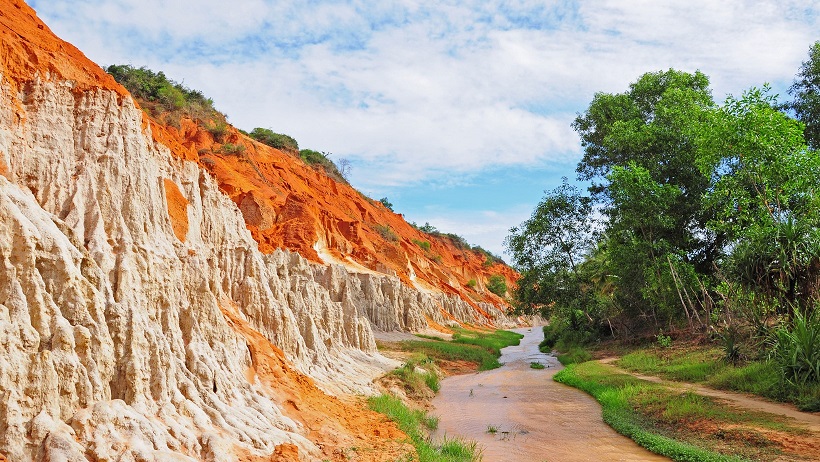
[
  {"xmin": 486, "ymin": 275, "xmax": 507, "ymax": 297},
  {"xmin": 571, "ymin": 69, "xmax": 720, "ymax": 330},
  {"xmin": 379, "ymin": 197, "xmax": 394, "ymax": 211},
  {"xmin": 505, "ymin": 179, "xmax": 596, "ymax": 316},
  {"xmin": 697, "ymin": 87, "xmax": 820, "ymax": 310},
  {"xmin": 573, "ymin": 69, "xmax": 719, "ymax": 273},
  {"xmin": 788, "ymin": 41, "xmax": 820, "ymax": 148}
]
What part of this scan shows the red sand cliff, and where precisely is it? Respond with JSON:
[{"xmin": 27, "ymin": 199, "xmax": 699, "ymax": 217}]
[
  {"xmin": 1, "ymin": 2, "xmax": 416, "ymax": 460},
  {"xmin": 177, "ymin": 117, "xmax": 519, "ymax": 319},
  {"xmin": 2, "ymin": 0, "xmax": 518, "ymax": 323}
]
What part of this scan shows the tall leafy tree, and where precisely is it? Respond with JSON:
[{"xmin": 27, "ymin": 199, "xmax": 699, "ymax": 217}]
[
  {"xmin": 570, "ymin": 69, "xmax": 721, "ymax": 328},
  {"xmin": 697, "ymin": 87, "xmax": 820, "ymax": 310},
  {"xmin": 789, "ymin": 41, "xmax": 820, "ymax": 149},
  {"xmin": 505, "ymin": 179, "xmax": 597, "ymax": 319},
  {"xmin": 573, "ymin": 70, "xmax": 720, "ymax": 273}
]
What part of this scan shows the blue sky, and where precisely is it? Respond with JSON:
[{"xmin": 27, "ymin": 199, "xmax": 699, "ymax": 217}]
[{"xmin": 29, "ymin": 0, "xmax": 820, "ymax": 256}]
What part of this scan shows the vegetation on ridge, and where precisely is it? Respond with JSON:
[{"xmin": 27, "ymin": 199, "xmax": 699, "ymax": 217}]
[
  {"xmin": 105, "ymin": 64, "xmax": 223, "ymax": 128},
  {"xmin": 248, "ymin": 127, "xmax": 299, "ymax": 151}
]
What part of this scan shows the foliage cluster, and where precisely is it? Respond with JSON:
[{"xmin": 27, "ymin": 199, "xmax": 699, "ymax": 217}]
[
  {"xmin": 507, "ymin": 46, "xmax": 820, "ymax": 398},
  {"xmin": 248, "ymin": 128, "xmax": 298, "ymax": 151},
  {"xmin": 219, "ymin": 143, "xmax": 245, "ymax": 155},
  {"xmin": 413, "ymin": 239, "xmax": 432, "ymax": 251},
  {"xmin": 298, "ymin": 149, "xmax": 348, "ymax": 183},
  {"xmin": 379, "ymin": 197, "xmax": 394, "ymax": 211},
  {"xmin": 391, "ymin": 354, "xmax": 440, "ymax": 396},
  {"xmin": 106, "ymin": 64, "xmax": 223, "ymax": 128},
  {"xmin": 375, "ymin": 224, "xmax": 399, "ymax": 242},
  {"xmin": 486, "ymin": 274, "xmax": 507, "ymax": 297}
]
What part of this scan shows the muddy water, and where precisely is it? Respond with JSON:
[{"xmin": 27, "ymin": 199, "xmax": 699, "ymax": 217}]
[{"xmin": 431, "ymin": 328, "xmax": 668, "ymax": 461}]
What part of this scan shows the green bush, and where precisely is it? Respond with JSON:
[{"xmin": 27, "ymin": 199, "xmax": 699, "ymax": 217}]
[
  {"xmin": 206, "ymin": 120, "xmax": 228, "ymax": 141},
  {"xmin": 557, "ymin": 347, "xmax": 592, "ymax": 365},
  {"xmin": 249, "ymin": 128, "xmax": 298, "ymax": 151},
  {"xmin": 413, "ymin": 239, "xmax": 432, "ymax": 251},
  {"xmin": 486, "ymin": 274, "xmax": 507, "ymax": 296},
  {"xmin": 466, "ymin": 279, "xmax": 477, "ymax": 289},
  {"xmin": 298, "ymin": 149, "xmax": 347, "ymax": 183},
  {"xmin": 656, "ymin": 331, "xmax": 672, "ymax": 349},
  {"xmin": 771, "ymin": 310, "xmax": 820, "ymax": 387},
  {"xmin": 391, "ymin": 355, "xmax": 440, "ymax": 395},
  {"xmin": 375, "ymin": 224, "xmax": 398, "ymax": 242},
  {"xmin": 220, "ymin": 143, "xmax": 245, "ymax": 154},
  {"xmin": 379, "ymin": 197, "xmax": 394, "ymax": 211},
  {"xmin": 105, "ymin": 64, "xmax": 221, "ymax": 123}
]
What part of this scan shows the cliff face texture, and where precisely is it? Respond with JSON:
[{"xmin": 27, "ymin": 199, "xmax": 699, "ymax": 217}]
[{"xmin": 0, "ymin": 1, "xmax": 518, "ymax": 460}]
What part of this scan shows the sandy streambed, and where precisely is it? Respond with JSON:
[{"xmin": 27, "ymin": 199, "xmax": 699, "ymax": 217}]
[{"xmin": 431, "ymin": 328, "xmax": 668, "ymax": 461}]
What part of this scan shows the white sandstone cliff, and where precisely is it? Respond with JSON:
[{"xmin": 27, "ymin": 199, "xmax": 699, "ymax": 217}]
[{"xmin": 0, "ymin": 63, "xmax": 513, "ymax": 461}]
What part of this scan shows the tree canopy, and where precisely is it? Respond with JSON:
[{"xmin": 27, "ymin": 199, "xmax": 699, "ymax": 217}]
[{"xmin": 507, "ymin": 61, "xmax": 820, "ymax": 352}]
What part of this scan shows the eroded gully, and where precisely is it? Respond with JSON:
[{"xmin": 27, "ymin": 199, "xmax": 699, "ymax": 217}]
[{"xmin": 430, "ymin": 327, "xmax": 669, "ymax": 462}]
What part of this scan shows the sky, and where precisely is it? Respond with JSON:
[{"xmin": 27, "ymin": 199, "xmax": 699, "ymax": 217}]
[{"xmin": 28, "ymin": 0, "xmax": 820, "ymax": 257}]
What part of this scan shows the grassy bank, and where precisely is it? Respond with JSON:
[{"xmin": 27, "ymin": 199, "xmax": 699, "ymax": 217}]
[
  {"xmin": 617, "ymin": 347, "xmax": 820, "ymax": 412},
  {"xmin": 368, "ymin": 394, "xmax": 480, "ymax": 462},
  {"xmin": 384, "ymin": 328, "xmax": 523, "ymax": 371},
  {"xmin": 555, "ymin": 361, "xmax": 809, "ymax": 461},
  {"xmin": 369, "ymin": 327, "xmax": 521, "ymax": 461}
]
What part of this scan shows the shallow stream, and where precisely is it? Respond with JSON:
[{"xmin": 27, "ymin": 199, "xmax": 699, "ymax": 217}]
[{"xmin": 430, "ymin": 327, "xmax": 669, "ymax": 461}]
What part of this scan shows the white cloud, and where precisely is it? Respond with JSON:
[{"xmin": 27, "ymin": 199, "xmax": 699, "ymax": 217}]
[{"xmin": 411, "ymin": 206, "xmax": 535, "ymax": 258}]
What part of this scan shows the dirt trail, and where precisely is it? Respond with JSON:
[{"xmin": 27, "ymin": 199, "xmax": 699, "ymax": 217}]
[
  {"xmin": 599, "ymin": 358, "xmax": 820, "ymax": 434},
  {"xmin": 431, "ymin": 328, "xmax": 669, "ymax": 461}
]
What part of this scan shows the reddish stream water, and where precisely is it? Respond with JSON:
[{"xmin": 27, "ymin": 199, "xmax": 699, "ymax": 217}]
[{"xmin": 431, "ymin": 327, "xmax": 669, "ymax": 461}]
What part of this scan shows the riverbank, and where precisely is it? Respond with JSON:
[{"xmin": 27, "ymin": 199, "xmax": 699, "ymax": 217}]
[{"xmin": 556, "ymin": 350, "xmax": 820, "ymax": 461}]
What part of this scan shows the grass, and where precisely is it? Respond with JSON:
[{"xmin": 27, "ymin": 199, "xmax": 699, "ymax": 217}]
[
  {"xmin": 368, "ymin": 394, "xmax": 480, "ymax": 462},
  {"xmin": 390, "ymin": 354, "xmax": 441, "ymax": 396},
  {"xmin": 450, "ymin": 328, "xmax": 523, "ymax": 354},
  {"xmin": 617, "ymin": 347, "xmax": 820, "ymax": 411},
  {"xmin": 553, "ymin": 361, "xmax": 798, "ymax": 461},
  {"xmin": 369, "ymin": 329, "xmax": 521, "ymax": 460},
  {"xmin": 530, "ymin": 362, "xmax": 546, "ymax": 369},
  {"xmin": 390, "ymin": 328, "xmax": 523, "ymax": 371},
  {"xmin": 556, "ymin": 347, "xmax": 592, "ymax": 365}
]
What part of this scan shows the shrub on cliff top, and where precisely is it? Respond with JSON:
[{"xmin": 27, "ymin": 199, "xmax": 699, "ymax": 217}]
[
  {"xmin": 249, "ymin": 128, "xmax": 299, "ymax": 151},
  {"xmin": 105, "ymin": 64, "xmax": 222, "ymax": 124},
  {"xmin": 298, "ymin": 149, "xmax": 348, "ymax": 184}
]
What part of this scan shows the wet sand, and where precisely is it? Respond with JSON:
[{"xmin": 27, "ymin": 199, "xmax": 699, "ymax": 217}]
[{"xmin": 431, "ymin": 328, "xmax": 668, "ymax": 461}]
